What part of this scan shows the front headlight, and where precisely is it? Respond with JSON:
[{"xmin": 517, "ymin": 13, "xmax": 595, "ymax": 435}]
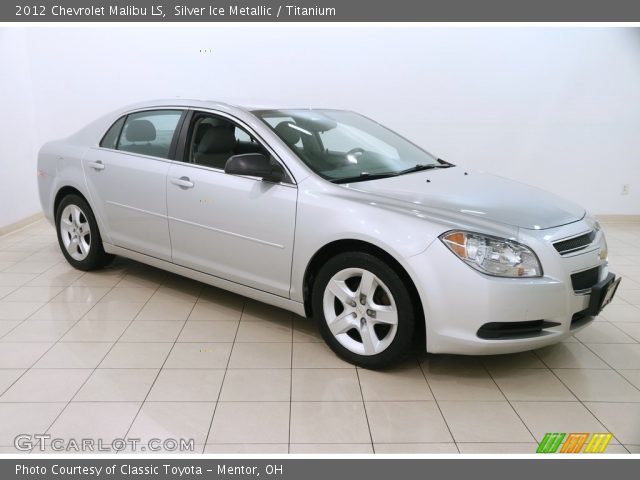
[{"xmin": 440, "ymin": 231, "xmax": 543, "ymax": 278}]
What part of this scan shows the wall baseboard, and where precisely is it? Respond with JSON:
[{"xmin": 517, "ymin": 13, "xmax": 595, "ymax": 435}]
[
  {"xmin": 0, "ymin": 212, "xmax": 45, "ymax": 238},
  {"xmin": 596, "ymin": 214, "xmax": 640, "ymax": 223}
]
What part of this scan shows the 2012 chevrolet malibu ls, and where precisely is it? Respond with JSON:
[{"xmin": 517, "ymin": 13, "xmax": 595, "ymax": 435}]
[{"xmin": 37, "ymin": 100, "xmax": 621, "ymax": 368}]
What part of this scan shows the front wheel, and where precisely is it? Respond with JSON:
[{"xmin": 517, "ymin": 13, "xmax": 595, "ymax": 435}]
[
  {"xmin": 311, "ymin": 252, "xmax": 415, "ymax": 369},
  {"xmin": 55, "ymin": 194, "xmax": 113, "ymax": 271}
]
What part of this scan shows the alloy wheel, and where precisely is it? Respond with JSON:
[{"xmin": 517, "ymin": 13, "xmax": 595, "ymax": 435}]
[
  {"xmin": 322, "ymin": 267, "xmax": 398, "ymax": 356},
  {"xmin": 59, "ymin": 204, "xmax": 91, "ymax": 261}
]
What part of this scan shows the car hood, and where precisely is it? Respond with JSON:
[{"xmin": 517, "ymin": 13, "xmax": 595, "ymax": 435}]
[{"xmin": 345, "ymin": 168, "xmax": 585, "ymax": 230}]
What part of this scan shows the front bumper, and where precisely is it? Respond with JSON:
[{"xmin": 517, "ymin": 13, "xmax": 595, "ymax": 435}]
[{"xmin": 405, "ymin": 218, "xmax": 616, "ymax": 355}]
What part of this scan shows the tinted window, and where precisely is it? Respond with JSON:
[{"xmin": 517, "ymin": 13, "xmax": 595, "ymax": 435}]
[
  {"xmin": 99, "ymin": 116, "xmax": 125, "ymax": 149},
  {"xmin": 117, "ymin": 110, "xmax": 182, "ymax": 159},
  {"xmin": 187, "ymin": 114, "xmax": 268, "ymax": 170}
]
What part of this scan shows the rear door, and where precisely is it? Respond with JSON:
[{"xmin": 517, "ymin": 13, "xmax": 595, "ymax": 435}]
[{"xmin": 83, "ymin": 109, "xmax": 185, "ymax": 261}]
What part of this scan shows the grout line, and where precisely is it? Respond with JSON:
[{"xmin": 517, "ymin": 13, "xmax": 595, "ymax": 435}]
[
  {"xmin": 34, "ymin": 262, "xmax": 160, "ymax": 453},
  {"xmin": 532, "ymin": 347, "xmax": 631, "ymax": 452},
  {"xmin": 117, "ymin": 280, "xmax": 203, "ymax": 452},
  {"xmin": 202, "ymin": 297, "xmax": 246, "ymax": 450},
  {"xmin": 354, "ymin": 366, "xmax": 375, "ymax": 453},
  {"xmin": 417, "ymin": 354, "xmax": 461, "ymax": 453},
  {"xmin": 480, "ymin": 356, "xmax": 551, "ymax": 445}
]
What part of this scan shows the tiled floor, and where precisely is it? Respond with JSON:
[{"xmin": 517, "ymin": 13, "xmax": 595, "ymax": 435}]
[{"xmin": 0, "ymin": 219, "xmax": 639, "ymax": 454}]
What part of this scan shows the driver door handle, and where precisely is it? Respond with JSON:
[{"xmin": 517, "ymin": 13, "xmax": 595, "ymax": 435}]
[
  {"xmin": 170, "ymin": 176, "xmax": 194, "ymax": 189},
  {"xmin": 87, "ymin": 160, "xmax": 105, "ymax": 171}
]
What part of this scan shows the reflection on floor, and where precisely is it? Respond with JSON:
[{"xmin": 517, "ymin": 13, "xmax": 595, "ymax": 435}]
[{"xmin": 0, "ymin": 219, "xmax": 639, "ymax": 454}]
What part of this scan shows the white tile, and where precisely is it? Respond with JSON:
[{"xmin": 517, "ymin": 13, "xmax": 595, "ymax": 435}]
[
  {"xmin": 229, "ymin": 343, "xmax": 291, "ymax": 369},
  {"xmin": 1, "ymin": 321, "xmax": 75, "ymax": 342},
  {"xmin": 147, "ymin": 369, "xmax": 224, "ymax": 401},
  {"xmin": 491, "ymin": 368, "xmax": 575, "ymax": 401},
  {"xmin": 209, "ymin": 402, "xmax": 290, "ymax": 444},
  {"xmin": 62, "ymin": 320, "xmax": 130, "ymax": 342},
  {"xmin": 438, "ymin": 401, "xmax": 534, "ymax": 443},
  {"xmin": 99, "ymin": 343, "xmax": 172, "ymax": 369},
  {"xmin": 0, "ymin": 342, "xmax": 53, "ymax": 368},
  {"xmin": 365, "ymin": 401, "xmax": 453, "ymax": 443},
  {"xmin": 291, "ymin": 369, "xmax": 361, "ymax": 401},
  {"xmin": 2, "ymin": 286, "xmax": 64, "ymax": 302},
  {"xmin": 0, "ymin": 403, "xmax": 66, "ymax": 446},
  {"xmin": 83, "ymin": 302, "xmax": 145, "ymax": 322},
  {"xmin": 0, "ymin": 301, "xmax": 45, "ymax": 320},
  {"xmin": 135, "ymin": 302, "xmax": 194, "ymax": 321},
  {"xmin": 359, "ymin": 364, "xmax": 433, "ymax": 401},
  {"xmin": 290, "ymin": 443, "xmax": 374, "ymax": 453},
  {"xmin": 585, "ymin": 402, "xmax": 640, "ymax": 444},
  {"xmin": 177, "ymin": 321, "xmax": 238, "ymax": 343},
  {"xmin": 220, "ymin": 369, "xmax": 291, "ymax": 401},
  {"xmin": 292, "ymin": 342, "xmax": 352, "ymax": 368},
  {"xmin": 587, "ymin": 343, "xmax": 640, "ymax": 369},
  {"xmin": 129, "ymin": 402, "xmax": 215, "ymax": 444},
  {"xmin": 0, "ymin": 369, "xmax": 24, "ymax": 394},
  {"xmin": 47, "ymin": 402, "xmax": 141, "ymax": 443},
  {"xmin": 512, "ymin": 401, "xmax": 609, "ymax": 441},
  {"xmin": 553, "ymin": 369, "xmax": 640, "ymax": 401},
  {"xmin": 575, "ymin": 322, "xmax": 637, "ymax": 343},
  {"xmin": 374, "ymin": 443, "xmax": 458, "ymax": 454},
  {"xmin": 120, "ymin": 321, "xmax": 184, "ymax": 343},
  {"xmin": 34, "ymin": 342, "xmax": 112, "ymax": 369},
  {"xmin": 235, "ymin": 320, "xmax": 292, "ymax": 343},
  {"xmin": 535, "ymin": 343, "xmax": 610, "ymax": 369},
  {"xmin": 74, "ymin": 369, "xmax": 158, "ymax": 402},
  {"xmin": 290, "ymin": 401, "xmax": 370, "ymax": 444},
  {"xmin": 0, "ymin": 369, "xmax": 91, "ymax": 402},
  {"xmin": 164, "ymin": 343, "xmax": 232, "ymax": 369}
]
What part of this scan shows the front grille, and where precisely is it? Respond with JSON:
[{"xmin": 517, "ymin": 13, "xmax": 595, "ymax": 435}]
[
  {"xmin": 571, "ymin": 266, "xmax": 600, "ymax": 292},
  {"xmin": 553, "ymin": 230, "xmax": 596, "ymax": 255},
  {"xmin": 477, "ymin": 320, "xmax": 560, "ymax": 340}
]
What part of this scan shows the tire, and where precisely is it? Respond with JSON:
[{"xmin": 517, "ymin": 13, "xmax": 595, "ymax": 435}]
[
  {"xmin": 311, "ymin": 252, "xmax": 415, "ymax": 369},
  {"xmin": 55, "ymin": 194, "xmax": 113, "ymax": 271}
]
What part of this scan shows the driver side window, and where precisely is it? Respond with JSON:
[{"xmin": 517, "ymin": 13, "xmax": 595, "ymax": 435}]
[{"xmin": 187, "ymin": 114, "xmax": 269, "ymax": 170}]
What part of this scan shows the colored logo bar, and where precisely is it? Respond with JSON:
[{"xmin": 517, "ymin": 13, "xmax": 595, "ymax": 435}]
[{"xmin": 537, "ymin": 433, "xmax": 612, "ymax": 453}]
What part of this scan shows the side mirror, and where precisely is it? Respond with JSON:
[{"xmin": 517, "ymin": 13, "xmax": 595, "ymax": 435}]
[{"xmin": 224, "ymin": 153, "xmax": 284, "ymax": 183}]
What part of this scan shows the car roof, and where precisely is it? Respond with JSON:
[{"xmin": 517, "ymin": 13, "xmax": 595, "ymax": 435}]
[{"xmin": 119, "ymin": 99, "xmax": 330, "ymax": 114}]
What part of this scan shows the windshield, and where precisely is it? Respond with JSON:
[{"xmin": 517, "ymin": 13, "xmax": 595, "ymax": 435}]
[{"xmin": 254, "ymin": 109, "xmax": 445, "ymax": 183}]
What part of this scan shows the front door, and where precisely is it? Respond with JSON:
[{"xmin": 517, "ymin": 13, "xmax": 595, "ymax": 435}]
[{"xmin": 166, "ymin": 112, "xmax": 297, "ymax": 297}]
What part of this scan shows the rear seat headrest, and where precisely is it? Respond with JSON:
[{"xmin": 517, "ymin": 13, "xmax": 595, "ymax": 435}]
[{"xmin": 125, "ymin": 119, "xmax": 156, "ymax": 142}]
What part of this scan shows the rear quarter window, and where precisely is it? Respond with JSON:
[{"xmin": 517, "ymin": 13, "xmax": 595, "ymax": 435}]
[{"xmin": 99, "ymin": 116, "xmax": 125, "ymax": 149}]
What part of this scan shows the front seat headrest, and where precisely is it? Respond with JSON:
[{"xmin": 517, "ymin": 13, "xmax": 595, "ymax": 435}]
[
  {"xmin": 125, "ymin": 119, "xmax": 156, "ymax": 142},
  {"xmin": 275, "ymin": 121, "xmax": 301, "ymax": 146},
  {"xmin": 198, "ymin": 127, "xmax": 236, "ymax": 154}
]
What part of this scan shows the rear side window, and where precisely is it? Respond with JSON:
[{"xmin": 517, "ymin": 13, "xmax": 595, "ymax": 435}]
[
  {"xmin": 99, "ymin": 116, "xmax": 125, "ymax": 149},
  {"xmin": 117, "ymin": 110, "xmax": 182, "ymax": 159}
]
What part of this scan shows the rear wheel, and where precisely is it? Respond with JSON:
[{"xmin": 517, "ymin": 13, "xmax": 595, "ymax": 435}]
[
  {"xmin": 312, "ymin": 252, "xmax": 415, "ymax": 369},
  {"xmin": 55, "ymin": 194, "xmax": 113, "ymax": 271}
]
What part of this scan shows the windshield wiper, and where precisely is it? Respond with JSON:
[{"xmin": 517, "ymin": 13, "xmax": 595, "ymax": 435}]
[
  {"xmin": 395, "ymin": 162, "xmax": 453, "ymax": 176},
  {"xmin": 330, "ymin": 171, "xmax": 399, "ymax": 184},
  {"xmin": 330, "ymin": 159, "xmax": 454, "ymax": 184}
]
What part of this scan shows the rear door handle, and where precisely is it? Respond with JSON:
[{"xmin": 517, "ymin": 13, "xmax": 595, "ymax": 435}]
[
  {"xmin": 87, "ymin": 160, "xmax": 105, "ymax": 171},
  {"xmin": 170, "ymin": 176, "xmax": 194, "ymax": 189}
]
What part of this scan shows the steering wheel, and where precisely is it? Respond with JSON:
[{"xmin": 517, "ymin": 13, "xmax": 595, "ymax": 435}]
[{"xmin": 346, "ymin": 147, "xmax": 365, "ymax": 157}]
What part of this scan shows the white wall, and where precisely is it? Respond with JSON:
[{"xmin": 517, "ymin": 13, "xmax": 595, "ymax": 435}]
[
  {"xmin": 1, "ymin": 27, "xmax": 639, "ymax": 230},
  {"xmin": 0, "ymin": 29, "xmax": 38, "ymax": 229}
]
